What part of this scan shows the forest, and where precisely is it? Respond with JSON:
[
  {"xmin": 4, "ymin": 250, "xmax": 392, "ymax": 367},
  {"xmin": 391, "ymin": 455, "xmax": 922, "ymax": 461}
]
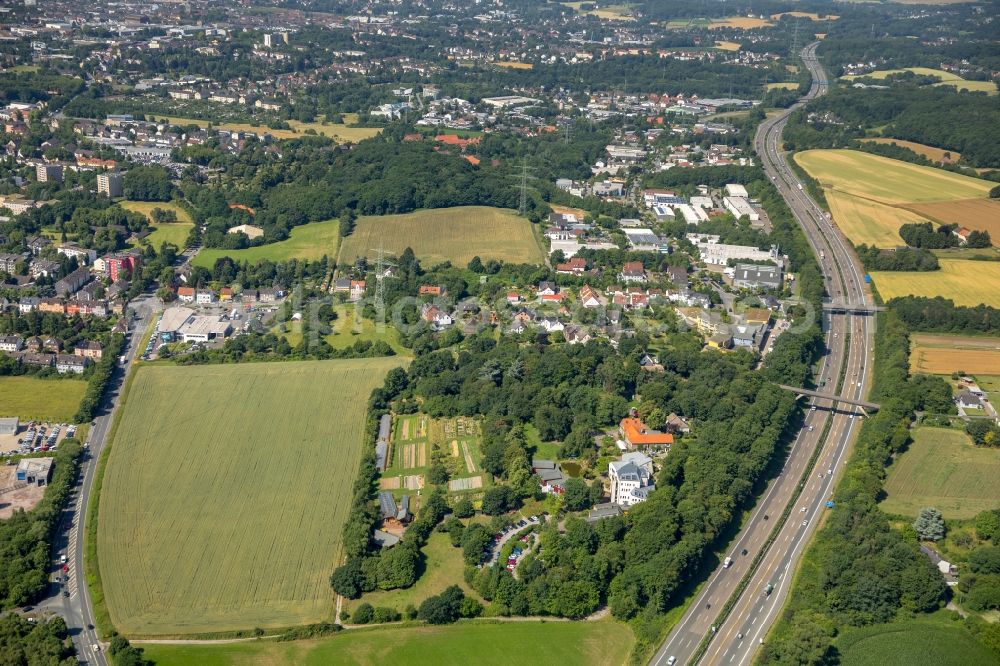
[
  {"xmin": 889, "ymin": 297, "xmax": 1000, "ymax": 335},
  {"xmin": 855, "ymin": 245, "xmax": 939, "ymax": 272},
  {"xmin": 782, "ymin": 86, "xmax": 1000, "ymax": 169}
]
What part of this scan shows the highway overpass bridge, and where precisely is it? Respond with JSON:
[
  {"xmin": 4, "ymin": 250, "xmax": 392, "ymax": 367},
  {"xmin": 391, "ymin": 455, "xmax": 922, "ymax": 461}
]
[{"xmin": 777, "ymin": 384, "xmax": 881, "ymax": 414}]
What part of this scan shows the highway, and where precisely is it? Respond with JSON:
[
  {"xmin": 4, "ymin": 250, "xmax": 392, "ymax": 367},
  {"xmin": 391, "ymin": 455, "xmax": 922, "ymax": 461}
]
[
  {"xmin": 36, "ymin": 295, "xmax": 159, "ymax": 665},
  {"xmin": 650, "ymin": 42, "xmax": 874, "ymax": 666}
]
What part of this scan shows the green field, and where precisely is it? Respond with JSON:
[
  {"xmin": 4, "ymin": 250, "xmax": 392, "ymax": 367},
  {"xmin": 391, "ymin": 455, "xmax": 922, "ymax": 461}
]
[
  {"xmin": 194, "ymin": 219, "xmax": 339, "ymax": 268},
  {"xmin": 881, "ymin": 427, "xmax": 1000, "ymax": 518},
  {"xmin": 339, "ymin": 207, "xmax": 545, "ymax": 267},
  {"xmin": 837, "ymin": 612, "xmax": 995, "ymax": 666},
  {"xmin": 0, "ymin": 376, "xmax": 87, "ymax": 423},
  {"xmin": 97, "ymin": 358, "xmax": 403, "ymax": 636},
  {"xmin": 122, "ymin": 201, "xmax": 194, "ymax": 249},
  {"xmin": 140, "ymin": 620, "xmax": 635, "ymax": 666},
  {"xmin": 149, "ymin": 113, "xmax": 382, "ymax": 143},
  {"xmin": 343, "ymin": 531, "xmax": 480, "ymax": 615},
  {"xmin": 272, "ymin": 305, "xmax": 407, "ymax": 355}
]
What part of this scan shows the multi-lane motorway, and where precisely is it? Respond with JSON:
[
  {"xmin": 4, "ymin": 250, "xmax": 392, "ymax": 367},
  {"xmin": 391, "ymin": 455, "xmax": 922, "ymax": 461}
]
[
  {"xmin": 36, "ymin": 296, "xmax": 158, "ymax": 666},
  {"xmin": 651, "ymin": 42, "xmax": 874, "ymax": 666}
]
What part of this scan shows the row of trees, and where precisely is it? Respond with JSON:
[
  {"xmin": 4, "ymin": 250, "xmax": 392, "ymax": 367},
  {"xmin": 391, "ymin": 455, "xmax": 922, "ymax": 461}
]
[
  {"xmin": 74, "ymin": 333, "xmax": 125, "ymax": 423},
  {"xmin": 856, "ymin": 245, "xmax": 939, "ymax": 272},
  {"xmin": 889, "ymin": 297, "xmax": 1000, "ymax": 335}
]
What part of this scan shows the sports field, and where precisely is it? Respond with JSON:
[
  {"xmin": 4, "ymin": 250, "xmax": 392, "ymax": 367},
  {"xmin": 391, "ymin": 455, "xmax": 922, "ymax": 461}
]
[
  {"xmin": 909, "ymin": 333, "xmax": 1000, "ymax": 375},
  {"xmin": 881, "ymin": 427, "xmax": 1000, "ymax": 518},
  {"xmin": 869, "ymin": 259, "xmax": 1000, "ymax": 308},
  {"xmin": 148, "ymin": 113, "xmax": 382, "ymax": 142},
  {"xmin": 193, "ymin": 219, "xmax": 339, "ymax": 268},
  {"xmin": 0, "ymin": 376, "xmax": 87, "ymax": 423},
  {"xmin": 141, "ymin": 620, "xmax": 635, "ymax": 666},
  {"xmin": 339, "ymin": 206, "xmax": 544, "ymax": 266},
  {"xmin": 97, "ymin": 358, "xmax": 403, "ymax": 635},
  {"xmin": 859, "ymin": 138, "xmax": 960, "ymax": 164},
  {"xmin": 836, "ymin": 612, "xmax": 995, "ymax": 666}
]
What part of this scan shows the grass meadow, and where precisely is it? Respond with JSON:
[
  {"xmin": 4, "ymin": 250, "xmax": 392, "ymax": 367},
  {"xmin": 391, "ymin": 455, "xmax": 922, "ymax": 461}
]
[
  {"xmin": 870, "ymin": 259, "xmax": 1000, "ymax": 308},
  {"xmin": 97, "ymin": 358, "xmax": 403, "ymax": 635},
  {"xmin": 339, "ymin": 206, "xmax": 545, "ymax": 266},
  {"xmin": 0, "ymin": 376, "xmax": 87, "ymax": 423},
  {"xmin": 881, "ymin": 427, "xmax": 1000, "ymax": 519},
  {"xmin": 140, "ymin": 620, "xmax": 635, "ymax": 666},
  {"xmin": 836, "ymin": 611, "xmax": 995, "ymax": 666},
  {"xmin": 121, "ymin": 201, "xmax": 195, "ymax": 249},
  {"xmin": 193, "ymin": 219, "xmax": 340, "ymax": 268}
]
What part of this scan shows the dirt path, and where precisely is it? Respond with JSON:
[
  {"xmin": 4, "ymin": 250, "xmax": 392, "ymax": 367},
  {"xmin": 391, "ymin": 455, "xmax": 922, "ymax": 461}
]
[{"xmin": 461, "ymin": 441, "xmax": 477, "ymax": 473}]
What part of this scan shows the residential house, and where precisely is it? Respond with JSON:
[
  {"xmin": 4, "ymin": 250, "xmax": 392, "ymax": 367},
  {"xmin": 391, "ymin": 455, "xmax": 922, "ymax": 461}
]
[
  {"xmin": 0, "ymin": 335, "xmax": 23, "ymax": 352},
  {"xmin": 177, "ymin": 286, "xmax": 196, "ymax": 302},
  {"xmin": 74, "ymin": 340, "xmax": 103, "ymax": 359},
  {"xmin": 958, "ymin": 390, "xmax": 983, "ymax": 410},
  {"xmin": 421, "ymin": 304, "xmax": 453, "ymax": 329},
  {"xmin": 563, "ymin": 324, "xmax": 593, "ymax": 345},
  {"xmin": 0, "ymin": 252, "xmax": 27, "ymax": 273},
  {"xmin": 619, "ymin": 416, "xmax": 674, "ymax": 450},
  {"xmin": 55, "ymin": 354, "xmax": 88, "ymax": 374},
  {"xmin": 537, "ymin": 316, "xmax": 565, "ymax": 333},
  {"xmin": 196, "ymin": 290, "xmax": 215, "ymax": 304},
  {"xmin": 30, "ymin": 259, "xmax": 59, "ymax": 279},
  {"xmin": 732, "ymin": 323, "xmax": 766, "ymax": 349},
  {"xmin": 349, "ymin": 280, "xmax": 366, "ymax": 301},
  {"xmin": 619, "ymin": 262, "xmax": 647, "ymax": 284},
  {"xmin": 55, "ymin": 267, "xmax": 92, "ymax": 297},
  {"xmin": 532, "ymin": 459, "xmax": 565, "ymax": 494},
  {"xmin": 579, "ymin": 285, "xmax": 602, "ymax": 309},
  {"xmin": 39, "ymin": 299, "xmax": 65, "ymax": 314},
  {"xmin": 556, "ymin": 257, "xmax": 588, "ymax": 275},
  {"xmin": 665, "ymin": 413, "xmax": 691, "ymax": 434}
]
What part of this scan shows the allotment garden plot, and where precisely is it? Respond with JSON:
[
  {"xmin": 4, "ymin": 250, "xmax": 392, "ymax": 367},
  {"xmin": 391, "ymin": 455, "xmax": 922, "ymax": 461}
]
[
  {"xmin": 97, "ymin": 358, "xmax": 402, "ymax": 636},
  {"xmin": 380, "ymin": 414, "xmax": 484, "ymax": 497}
]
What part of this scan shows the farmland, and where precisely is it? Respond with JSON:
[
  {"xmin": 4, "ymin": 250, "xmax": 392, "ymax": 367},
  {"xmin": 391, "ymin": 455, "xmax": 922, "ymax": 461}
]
[
  {"xmin": 903, "ymin": 199, "xmax": 1000, "ymax": 240},
  {"xmin": 794, "ymin": 150, "xmax": 994, "ymax": 204},
  {"xmin": 193, "ymin": 219, "xmax": 339, "ymax": 268},
  {"xmin": 836, "ymin": 612, "xmax": 994, "ymax": 666},
  {"xmin": 141, "ymin": 620, "xmax": 635, "ymax": 666},
  {"xmin": 561, "ymin": 2, "xmax": 635, "ymax": 19},
  {"xmin": 715, "ymin": 41, "xmax": 742, "ymax": 52},
  {"xmin": 339, "ymin": 206, "xmax": 545, "ymax": 266},
  {"xmin": 97, "ymin": 358, "xmax": 403, "ymax": 635},
  {"xmin": 766, "ymin": 82, "xmax": 799, "ymax": 90},
  {"xmin": 795, "ymin": 149, "xmax": 998, "ymax": 247},
  {"xmin": 824, "ymin": 189, "xmax": 929, "ymax": 247},
  {"xmin": 770, "ymin": 11, "xmax": 839, "ymax": 19},
  {"xmin": 859, "ymin": 138, "xmax": 960, "ymax": 164},
  {"xmin": 869, "ymin": 259, "xmax": 1000, "ymax": 308},
  {"xmin": 841, "ymin": 67, "xmax": 997, "ymax": 93},
  {"xmin": 0, "ymin": 376, "xmax": 87, "ymax": 423},
  {"xmin": 881, "ymin": 427, "xmax": 1000, "ymax": 519},
  {"xmin": 707, "ymin": 16, "xmax": 774, "ymax": 29},
  {"xmin": 909, "ymin": 333, "xmax": 1000, "ymax": 375},
  {"xmin": 145, "ymin": 113, "xmax": 382, "ymax": 142},
  {"xmin": 493, "ymin": 61, "xmax": 533, "ymax": 70},
  {"xmin": 380, "ymin": 414, "xmax": 484, "ymax": 496}
]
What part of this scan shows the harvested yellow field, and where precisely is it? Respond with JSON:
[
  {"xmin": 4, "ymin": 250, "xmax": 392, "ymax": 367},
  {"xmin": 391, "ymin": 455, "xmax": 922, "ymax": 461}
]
[
  {"xmin": 826, "ymin": 189, "xmax": 930, "ymax": 247},
  {"xmin": 340, "ymin": 206, "xmax": 545, "ymax": 266},
  {"xmin": 860, "ymin": 138, "xmax": 960, "ymax": 164},
  {"xmin": 149, "ymin": 113, "xmax": 381, "ymax": 142},
  {"xmin": 561, "ymin": 2, "xmax": 634, "ymax": 19},
  {"xmin": 766, "ymin": 82, "xmax": 799, "ymax": 90},
  {"xmin": 910, "ymin": 333, "xmax": 1000, "ymax": 375},
  {"xmin": 550, "ymin": 204, "xmax": 587, "ymax": 220},
  {"xmin": 842, "ymin": 67, "xmax": 962, "ymax": 82},
  {"xmin": 870, "ymin": 259, "xmax": 1000, "ymax": 308},
  {"xmin": 903, "ymin": 199, "xmax": 1000, "ymax": 242},
  {"xmin": 715, "ymin": 41, "xmax": 742, "ymax": 51},
  {"xmin": 933, "ymin": 80, "xmax": 998, "ymax": 94},
  {"xmin": 708, "ymin": 16, "xmax": 773, "ymax": 29},
  {"xmin": 770, "ymin": 11, "xmax": 839, "ymax": 20},
  {"xmin": 795, "ymin": 149, "xmax": 994, "ymax": 204},
  {"xmin": 494, "ymin": 61, "xmax": 534, "ymax": 69}
]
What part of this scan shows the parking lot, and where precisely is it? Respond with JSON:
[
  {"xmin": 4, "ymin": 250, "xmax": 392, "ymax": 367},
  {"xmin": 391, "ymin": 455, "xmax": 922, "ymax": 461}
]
[{"xmin": 0, "ymin": 422, "xmax": 76, "ymax": 457}]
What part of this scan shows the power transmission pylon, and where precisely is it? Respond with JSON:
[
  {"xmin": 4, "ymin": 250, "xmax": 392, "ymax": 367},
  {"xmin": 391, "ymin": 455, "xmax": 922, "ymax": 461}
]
[{"xmin": 512, "ymin": 159, "xmax": 536, "ymax": 216}]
